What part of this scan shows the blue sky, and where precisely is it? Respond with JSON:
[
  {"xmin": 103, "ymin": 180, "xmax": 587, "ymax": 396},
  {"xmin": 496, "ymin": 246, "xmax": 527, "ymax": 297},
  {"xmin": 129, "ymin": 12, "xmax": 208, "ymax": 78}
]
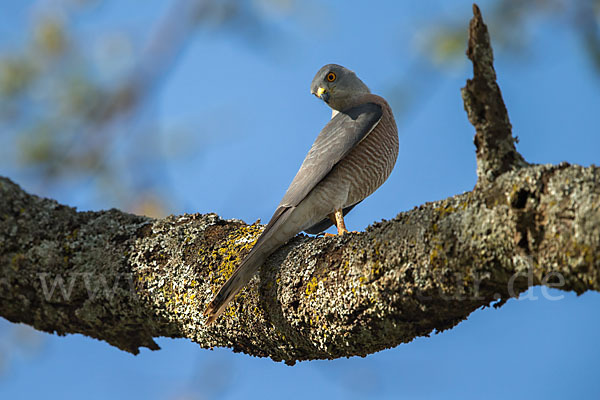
[{"xmin": 1, "ymin": 1, "xmax": 599, "ymax": 399}]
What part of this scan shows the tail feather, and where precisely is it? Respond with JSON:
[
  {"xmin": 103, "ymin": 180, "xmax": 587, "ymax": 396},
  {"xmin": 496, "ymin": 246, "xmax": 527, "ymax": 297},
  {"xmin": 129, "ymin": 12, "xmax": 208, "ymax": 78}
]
[
  {"xmin": 204, "ymin": 206, "xmax": 297, "ymax": 324},
  {"xmin": 204, "ymin": 248, "xmax": 267, "ymax": 324}
]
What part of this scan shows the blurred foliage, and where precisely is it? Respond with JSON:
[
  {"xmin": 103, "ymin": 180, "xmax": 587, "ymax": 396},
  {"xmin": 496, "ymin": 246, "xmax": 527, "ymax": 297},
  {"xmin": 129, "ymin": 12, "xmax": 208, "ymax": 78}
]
[
  {"xmin": 0, "ymin": 0, "xmax": 292, "ymax": 217},
  {"xmin": 419, "ymin": 0, "xmax": 600, "ymax": 69},
  {"xmin": 390, "ymin": 0, "xmax": 600, "ymax": 131},
  {"xmin": 1, "ymin": 0, "xmax": 598, "ymax": 218}
]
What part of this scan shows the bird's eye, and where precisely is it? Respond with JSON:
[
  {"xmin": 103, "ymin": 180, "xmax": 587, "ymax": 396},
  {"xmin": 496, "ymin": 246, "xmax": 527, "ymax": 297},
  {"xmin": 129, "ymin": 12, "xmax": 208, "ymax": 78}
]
[{"xmin": 326, "ymin": 72, "xmax": 336, "ymax": 82}]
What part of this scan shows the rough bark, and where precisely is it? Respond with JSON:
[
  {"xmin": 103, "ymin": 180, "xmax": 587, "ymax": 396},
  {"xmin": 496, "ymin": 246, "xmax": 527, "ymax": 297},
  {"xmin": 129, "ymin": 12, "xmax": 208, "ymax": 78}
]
[
  {"xmin": 0, "ymin": 5, "xmax": 598, "ymax": 364},
  {"xmin": 462, "ymin": 4, "xmax": 528, "ymax": 185}
]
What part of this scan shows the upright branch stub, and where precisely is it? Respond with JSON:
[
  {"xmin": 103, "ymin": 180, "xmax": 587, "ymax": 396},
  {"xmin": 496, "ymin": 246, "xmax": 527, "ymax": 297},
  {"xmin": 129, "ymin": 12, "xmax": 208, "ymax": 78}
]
[{"xmin": 462, "ymin": 4, "xmax": 528, "ymax": 185}]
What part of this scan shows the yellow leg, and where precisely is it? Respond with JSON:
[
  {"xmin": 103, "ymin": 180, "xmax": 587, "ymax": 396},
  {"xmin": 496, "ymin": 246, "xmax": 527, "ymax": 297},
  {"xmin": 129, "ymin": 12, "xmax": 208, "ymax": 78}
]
[
  {"xmin": 324, "ymin": 209, "xmax": 350, "ymax": 236},
  {"xmin": 333, "ymin": 209, "xmax": 349, "ymax": 235}
]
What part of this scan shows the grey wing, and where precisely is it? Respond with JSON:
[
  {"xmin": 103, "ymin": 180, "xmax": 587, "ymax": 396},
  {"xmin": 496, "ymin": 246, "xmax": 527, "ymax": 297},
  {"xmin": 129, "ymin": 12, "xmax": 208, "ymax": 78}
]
[
  {"xmin": 279, "ymin": 102, "xmax": 383, "ymax": 208},
  {"xmin": 205, "ymin": 103, "xmax": 383, "ymax": 323}
]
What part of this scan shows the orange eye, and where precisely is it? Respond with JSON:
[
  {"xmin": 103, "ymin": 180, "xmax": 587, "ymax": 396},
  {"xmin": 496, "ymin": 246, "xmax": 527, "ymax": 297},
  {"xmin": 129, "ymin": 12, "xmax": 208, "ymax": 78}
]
[{"xmin": 326, "ymin": 72, "xmax": 336, "ymax": 82}]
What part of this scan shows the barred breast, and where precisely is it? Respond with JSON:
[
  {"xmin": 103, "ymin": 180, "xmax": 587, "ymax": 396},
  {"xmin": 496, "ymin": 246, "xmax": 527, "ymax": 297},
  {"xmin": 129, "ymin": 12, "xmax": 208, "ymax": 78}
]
[
  {"xmin": 341, "ymin": 96, "xmax": 398, "ymax": 207},
  {"xmin": 300, "ymin": 94, "xmax": 399, "ymax": 227}
]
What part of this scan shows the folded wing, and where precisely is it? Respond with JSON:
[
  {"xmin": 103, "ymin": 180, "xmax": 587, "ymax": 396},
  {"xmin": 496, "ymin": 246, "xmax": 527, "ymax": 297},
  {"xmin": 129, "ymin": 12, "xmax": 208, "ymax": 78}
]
[{"xmin": 279, "ymin": 102, "xmax": 382, "ymax": 209}]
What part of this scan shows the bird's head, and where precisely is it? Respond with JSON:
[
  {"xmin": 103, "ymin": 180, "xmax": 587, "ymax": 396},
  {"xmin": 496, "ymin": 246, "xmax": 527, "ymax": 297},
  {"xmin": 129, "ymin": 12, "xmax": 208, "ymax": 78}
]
[{"xmin": 310, "ymin": 64, "xmax": 370, "ymax": 111}]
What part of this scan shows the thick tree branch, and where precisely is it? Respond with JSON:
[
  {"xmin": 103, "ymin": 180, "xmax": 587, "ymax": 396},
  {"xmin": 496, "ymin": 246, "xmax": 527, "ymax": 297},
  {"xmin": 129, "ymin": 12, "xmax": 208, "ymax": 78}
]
[{"xmin": 1, "ymin": 5, "xmax": 599, "ymax": 364}]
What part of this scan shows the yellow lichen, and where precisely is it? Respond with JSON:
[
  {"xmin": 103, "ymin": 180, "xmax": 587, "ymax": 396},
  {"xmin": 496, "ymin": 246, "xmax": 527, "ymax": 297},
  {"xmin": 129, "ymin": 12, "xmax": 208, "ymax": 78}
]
[
  {"xmin": 435, "ymin": 203, "xmax": 457, "ymax": 217},
  {"xmin": 200, "ymin": 222, "xmax": 264, "ymax": 293},
  {"xmin": 305, "ymin": 277, "xmax": 319, "ymax": 296},
  {"xmin": 460, "ymin": 200, "xmax": 470, "ymax": 210},
  {"xmin": 10, "ymin": 253, "xmax": 26, "ymax": 270},
  {"xmin": 370, "ymin": 260, "xmax": 382, "ymax": 278},
  {"xmin": 508, "ymin": 184, "xmax": 521, "ymax": 206},
  {"xmin": 429, "ymin": 243, "xmax": 445, "ymax": 267},
  {"xmin": 65, "ymin": 228, "xmax": 79, "ymax": 240}
]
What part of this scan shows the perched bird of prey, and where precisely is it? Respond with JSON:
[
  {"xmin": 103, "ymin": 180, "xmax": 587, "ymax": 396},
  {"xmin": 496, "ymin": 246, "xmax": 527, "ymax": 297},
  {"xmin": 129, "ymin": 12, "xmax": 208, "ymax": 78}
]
[{"xmin": 204, "ymin": 64, "xmax": 399, "ymax": 324}]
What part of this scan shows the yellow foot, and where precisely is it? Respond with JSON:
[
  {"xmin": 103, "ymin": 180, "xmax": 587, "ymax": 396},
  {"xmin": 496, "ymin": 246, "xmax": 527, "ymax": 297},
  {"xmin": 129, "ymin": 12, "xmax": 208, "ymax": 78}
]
[{"xmin": 323, "ymin": 230, "xmax": 359, "ymax": 237}]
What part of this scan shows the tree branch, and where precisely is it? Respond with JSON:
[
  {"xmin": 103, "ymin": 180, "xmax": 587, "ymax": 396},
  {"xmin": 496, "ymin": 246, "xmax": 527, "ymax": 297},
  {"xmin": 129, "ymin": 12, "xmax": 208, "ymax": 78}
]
[
  {"xmin": 1, "ymin": 5, "xmax": 599, "ymax": 364},
  {"xmin": 461, "ymin": 4, "xmax": 528, "ymax": 185}
]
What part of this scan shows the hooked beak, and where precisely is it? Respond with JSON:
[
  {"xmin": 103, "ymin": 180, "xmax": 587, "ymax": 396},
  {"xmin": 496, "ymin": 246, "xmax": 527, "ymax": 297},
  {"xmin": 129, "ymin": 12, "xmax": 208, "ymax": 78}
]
[{"xmin": 315, "ymin": 87, "xmax": 330, "ymax": 103}]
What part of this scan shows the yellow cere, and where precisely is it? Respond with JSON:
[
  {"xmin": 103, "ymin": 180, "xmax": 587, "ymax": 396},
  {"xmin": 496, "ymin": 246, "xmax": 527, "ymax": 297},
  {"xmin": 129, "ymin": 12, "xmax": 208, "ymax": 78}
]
[{"xmin": 317, "ymin": 87, "xmax": 326, "ymax": 98}]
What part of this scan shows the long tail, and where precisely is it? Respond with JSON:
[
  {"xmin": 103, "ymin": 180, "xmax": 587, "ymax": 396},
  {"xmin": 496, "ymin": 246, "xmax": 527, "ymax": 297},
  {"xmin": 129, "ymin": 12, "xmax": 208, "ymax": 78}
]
[{"xmin": 203, "ymin": 206, "xmax": 296, "ymax": 324}]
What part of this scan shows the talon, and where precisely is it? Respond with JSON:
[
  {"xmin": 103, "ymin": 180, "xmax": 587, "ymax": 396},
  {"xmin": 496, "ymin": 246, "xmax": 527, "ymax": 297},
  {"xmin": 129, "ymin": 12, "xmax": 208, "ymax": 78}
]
[{"xmin": 322, "ymin": 210, "xmax": 358, "ymax": 236}]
